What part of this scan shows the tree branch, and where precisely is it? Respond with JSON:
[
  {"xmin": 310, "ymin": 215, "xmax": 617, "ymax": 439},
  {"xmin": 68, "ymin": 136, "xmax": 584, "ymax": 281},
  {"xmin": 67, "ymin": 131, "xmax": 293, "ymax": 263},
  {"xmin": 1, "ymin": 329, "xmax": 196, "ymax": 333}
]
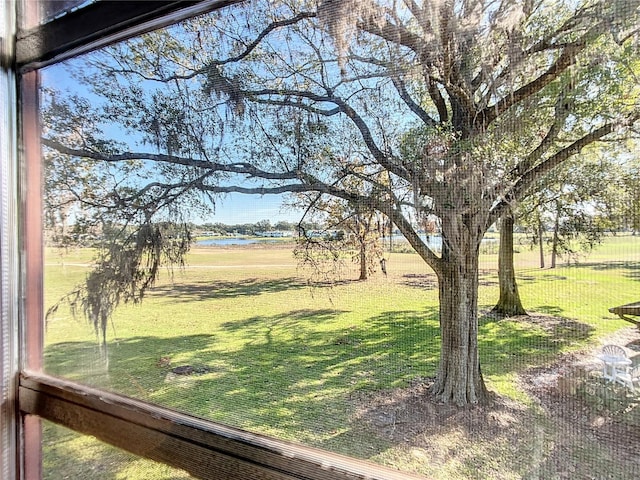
[
  {"xmin": 481, "ymin": 40, "xmax": 586, "ymax": 126},
  {"xmin": 427, "ymin": 76, "xmax": 448, "ymax": 124},
  {"xmin": 490, "ymin": 117, "xmax": 638, "ymax": 224},
  {"xmin": 510, "ymin": 94, "xmax": 573, "ymax": 179},
  {"xmin": 251, "ymin": 98, "xmax": 341, "ymax": 116},
  {"xmin": 515, "ymin": 123, "xmax": 613, "ymax": 192},
  {"xmin": 471, "ymin": 1, "xmax": 609, "ymax": 94},
  {"xmin": 391, "ymin": 76, "xmax": 438, "ymax": 127},
  {"xmin": 357, "ymin": 15, "xmax": 424, "ymax": 55},
  {"xmin": 42, "ymin": 138, "xmax": 301, "ymax": 181},
  {"xmin": 95, "ymin": 11, "xmax": 317, "ymax": 84},
  {"xmin": 214, "ymin": 11, "xmax": 317, "ymax": 66},
  {"xmin": 244, "ymin": 88, "xmax": 412, "ymax": 181},
  {"xmin": 387, "ymin": 204, "xmax": 443, "ymax": 273}
]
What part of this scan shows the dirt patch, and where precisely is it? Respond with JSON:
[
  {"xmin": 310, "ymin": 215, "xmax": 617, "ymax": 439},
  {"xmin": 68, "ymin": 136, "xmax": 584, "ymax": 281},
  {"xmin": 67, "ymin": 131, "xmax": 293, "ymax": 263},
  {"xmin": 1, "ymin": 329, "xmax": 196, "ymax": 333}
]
[
  {"xmin": 401, "ymin": 274, "xmax": 437, "ymax": 290},
  {"xmin": 352, "ymin": 322, "xmax": 640, "ymax": 478},
  {"xmin": 352, "ymin": 377, "xmax": 527, "ymax": 441}
]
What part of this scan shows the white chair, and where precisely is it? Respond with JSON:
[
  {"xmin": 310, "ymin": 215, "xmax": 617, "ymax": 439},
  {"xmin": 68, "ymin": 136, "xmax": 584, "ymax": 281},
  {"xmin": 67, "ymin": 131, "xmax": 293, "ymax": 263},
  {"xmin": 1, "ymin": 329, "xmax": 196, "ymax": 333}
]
[
  {"xmin": 598, "ymin": 345, "xmax": 632, "ymax": 383},
  {"xmin": 602, "ymin": 344, "xmax": 627, "ymax": 357},
  {"xmin": 615, "ymin": 364, "xmax": 640, "ymax": 392}
]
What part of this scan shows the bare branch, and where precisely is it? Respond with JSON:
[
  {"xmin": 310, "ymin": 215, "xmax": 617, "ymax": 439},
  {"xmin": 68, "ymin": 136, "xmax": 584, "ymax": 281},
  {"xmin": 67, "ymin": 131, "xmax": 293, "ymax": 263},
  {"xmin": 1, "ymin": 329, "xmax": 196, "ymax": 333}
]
[
  {"xmin": 42, "ymin": 138, "xmax": 300, "ymax": 181},
  {"xmin": 243, "ymin": 88, "xmax": 412, "ymax": 181},
  {"xmin": 251, "ymin": 98, "xmax": 341, "ymax": 116},
  {"xmin": 214, "ymin": 11, "xmax": 317, "ymax": 66},
  {"xmin": 391, "ymin": 76, "xmax": 438, "ymax": 127},
  {"xmin": 95, "ymin": 11, "xmax": 317, "ymax": 84}
]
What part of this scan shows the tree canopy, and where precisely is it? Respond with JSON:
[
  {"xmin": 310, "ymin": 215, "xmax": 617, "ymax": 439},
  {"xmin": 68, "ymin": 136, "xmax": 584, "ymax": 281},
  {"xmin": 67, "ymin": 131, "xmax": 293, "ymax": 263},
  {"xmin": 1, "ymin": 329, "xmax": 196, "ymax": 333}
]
[{"xmin": 43, "ymin": 0, "xmax": 640, "ymax": 405}]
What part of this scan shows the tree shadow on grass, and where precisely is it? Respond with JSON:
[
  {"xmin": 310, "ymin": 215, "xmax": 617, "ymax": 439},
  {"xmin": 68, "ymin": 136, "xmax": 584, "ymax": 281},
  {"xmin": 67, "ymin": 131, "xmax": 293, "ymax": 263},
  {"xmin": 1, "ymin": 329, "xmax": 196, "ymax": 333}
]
[
  {"xmin": 401, "ymin": 269, "xmax": 497, "ymax": 289},
  {"xmin": 479, "ymin": 312, "xmax": 595, "ymax": 376},
  {"xmin": 478, "ymin": 269, "xmax": 499, "ymax": 287},
  {"xmin": 148, "ymin": 277, "xmax": 307, "ymax": 302},
  {"xmin": 220, "ymin": 308, "xmax": 341, "ymax": 332},
  {"xmin": 581, "ymin": 260, "xmax": 640, "ymax": 282},
  {"xmin": 516, "ymin": 261, "xmax": 640, "ymax": 284},
  {"xmin": 348, "ymin": 314, "xmax": 597, "ymax": 478},
  {"xmin": 44, "ymin": 334, "xmax": 217, "ymax": 396},
  {"xmin": 43, "ymin": 302, "xmax": 596, "ymax": 466},
  {"xmin": 516, "ymin": 273, "xmax": 568, "ymax": 284},
  {"xmin": 197, "ymin": 307, "xmax": 443, "ymax": 457},
  {"xmin": 531, "ymin": 305, "xmax": 564, "ymax": 315},
  {"xmin": 44, "ymin": 308, "xmax": 442, "ymax": 461}
]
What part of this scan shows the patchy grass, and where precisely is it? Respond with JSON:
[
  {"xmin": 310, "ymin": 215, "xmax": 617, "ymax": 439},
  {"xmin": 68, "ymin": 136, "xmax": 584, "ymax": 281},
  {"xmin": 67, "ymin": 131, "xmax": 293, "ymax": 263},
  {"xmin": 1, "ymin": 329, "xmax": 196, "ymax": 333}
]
[{"xmin": 42, "ymin": 235, "xmax": 640, "ymax": 479}]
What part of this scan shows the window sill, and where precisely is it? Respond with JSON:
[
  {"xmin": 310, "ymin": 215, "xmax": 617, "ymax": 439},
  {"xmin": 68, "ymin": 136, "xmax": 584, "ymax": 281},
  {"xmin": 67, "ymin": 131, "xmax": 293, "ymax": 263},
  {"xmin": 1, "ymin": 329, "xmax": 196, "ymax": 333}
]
[{"xmin": 19, "ymin": 370, "xmax": 420, "ymax": 480}]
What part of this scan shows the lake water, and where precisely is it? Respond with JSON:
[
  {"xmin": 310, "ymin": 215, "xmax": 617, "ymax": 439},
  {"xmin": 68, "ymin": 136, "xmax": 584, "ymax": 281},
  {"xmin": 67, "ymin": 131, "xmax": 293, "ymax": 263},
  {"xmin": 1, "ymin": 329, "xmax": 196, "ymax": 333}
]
[
  {"xmin": 198, "ymin": 234, "xmax": 442, "ymax": 247},
  {"xmin": 196, "ymin": 235, "xmax": 495, "ymax": 248},
  {"xmin": 389, "ymin": 235, "xmax": 496, "ymax": 249},
  {"xmin": 197, "ymin": 237, "xmax": 278, "ymax": 246}
]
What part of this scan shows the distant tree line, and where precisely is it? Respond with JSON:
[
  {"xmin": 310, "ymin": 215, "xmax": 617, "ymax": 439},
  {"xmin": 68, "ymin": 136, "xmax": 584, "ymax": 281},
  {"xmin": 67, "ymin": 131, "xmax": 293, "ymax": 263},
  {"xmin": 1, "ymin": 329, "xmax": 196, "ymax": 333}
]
[{"xmin": 192, "ymin": 219, "xmax": 322, "ymax": 236}]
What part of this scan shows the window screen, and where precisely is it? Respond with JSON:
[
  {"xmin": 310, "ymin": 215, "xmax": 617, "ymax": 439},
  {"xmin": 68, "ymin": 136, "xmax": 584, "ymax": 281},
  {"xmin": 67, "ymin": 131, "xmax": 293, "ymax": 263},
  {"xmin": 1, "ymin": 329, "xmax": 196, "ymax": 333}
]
[{"xmin": 36, "ymin": 1, "xmax": 640, "ymax": 478}]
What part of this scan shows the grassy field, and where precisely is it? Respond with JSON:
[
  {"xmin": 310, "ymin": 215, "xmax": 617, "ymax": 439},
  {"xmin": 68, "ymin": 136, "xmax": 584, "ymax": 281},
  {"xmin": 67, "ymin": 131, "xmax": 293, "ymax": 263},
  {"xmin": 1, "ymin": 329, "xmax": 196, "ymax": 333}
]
[{"xmin": 42, "ymin": 235, "xmax": 640, "ymax": 479}]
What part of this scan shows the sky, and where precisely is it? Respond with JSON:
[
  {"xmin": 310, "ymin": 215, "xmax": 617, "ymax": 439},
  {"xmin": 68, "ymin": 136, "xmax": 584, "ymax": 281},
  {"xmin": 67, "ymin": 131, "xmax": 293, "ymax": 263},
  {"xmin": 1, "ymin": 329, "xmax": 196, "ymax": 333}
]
[
  {"xmin": 40, "ymin": 58, "xmax": 304, "ymax": 227},
  {"xmin": 37, "ymin": 4, "xmax": 357, "ymax": 229},
  {"xmin": 203, "ymin": 193, "xmax": 301, "ymax": 225}
]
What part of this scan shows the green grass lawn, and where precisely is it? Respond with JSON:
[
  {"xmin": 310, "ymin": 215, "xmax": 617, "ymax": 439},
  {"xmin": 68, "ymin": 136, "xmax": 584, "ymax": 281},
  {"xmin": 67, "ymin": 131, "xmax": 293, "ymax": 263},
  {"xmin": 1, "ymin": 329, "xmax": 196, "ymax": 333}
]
[{"xmin": 42, "ymin": 235, "xmax": 640, "ymax": 479}]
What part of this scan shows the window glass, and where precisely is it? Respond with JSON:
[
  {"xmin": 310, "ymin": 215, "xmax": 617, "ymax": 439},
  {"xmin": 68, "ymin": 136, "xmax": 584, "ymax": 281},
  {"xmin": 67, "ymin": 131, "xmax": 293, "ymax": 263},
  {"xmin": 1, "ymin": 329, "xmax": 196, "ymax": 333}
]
[{"xmin": 39, "ymin": 1, "xmax": 640, "ymax": 478}]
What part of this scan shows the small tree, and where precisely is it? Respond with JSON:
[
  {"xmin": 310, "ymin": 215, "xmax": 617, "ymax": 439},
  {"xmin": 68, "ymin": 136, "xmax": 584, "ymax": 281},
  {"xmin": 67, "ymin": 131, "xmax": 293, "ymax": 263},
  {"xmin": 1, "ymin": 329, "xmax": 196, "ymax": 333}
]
[
  {"xmin": 295, "ymin": 194, "xmax": 385, "ymax": 281},
  {"xmin": 254, "ymin": 219, "xmax": 273, "ymax": 234},
  {"xmin": 518, "ymin": 151, "xmax": 623, "ymax": 268},
  {"xmin": 617, "ymin": 157, "xmax": 640, "ymax": 234}
]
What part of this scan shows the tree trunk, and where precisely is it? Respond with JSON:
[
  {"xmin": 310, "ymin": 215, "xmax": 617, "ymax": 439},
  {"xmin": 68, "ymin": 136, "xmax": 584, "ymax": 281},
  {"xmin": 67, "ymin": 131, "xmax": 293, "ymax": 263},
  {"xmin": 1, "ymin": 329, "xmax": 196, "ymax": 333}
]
[
  {"xmin": 429, "ymin": 235, "xmax": 490, "ymax": 406},
  {"xmin": 551, "ymin": 202, "xmax": 560, "ymax": 268},
  {"xmin": 492, "ymin": 211, "xmax": 527, "ymax": 317},
  {"xmin": 538, "ymin": 218, "xmax": 545, "ymax": 269},
  {"xmin": 358, "ymin": 241, "xmax": 368, "ymax": 280}
]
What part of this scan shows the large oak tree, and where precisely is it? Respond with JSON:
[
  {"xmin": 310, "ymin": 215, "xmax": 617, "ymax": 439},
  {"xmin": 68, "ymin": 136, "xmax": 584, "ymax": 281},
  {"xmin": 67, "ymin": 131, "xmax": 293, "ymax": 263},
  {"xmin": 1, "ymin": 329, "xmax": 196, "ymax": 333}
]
[{"xmin": 43, "ymin": 0, "xmax": 640, "ymax": 405}]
